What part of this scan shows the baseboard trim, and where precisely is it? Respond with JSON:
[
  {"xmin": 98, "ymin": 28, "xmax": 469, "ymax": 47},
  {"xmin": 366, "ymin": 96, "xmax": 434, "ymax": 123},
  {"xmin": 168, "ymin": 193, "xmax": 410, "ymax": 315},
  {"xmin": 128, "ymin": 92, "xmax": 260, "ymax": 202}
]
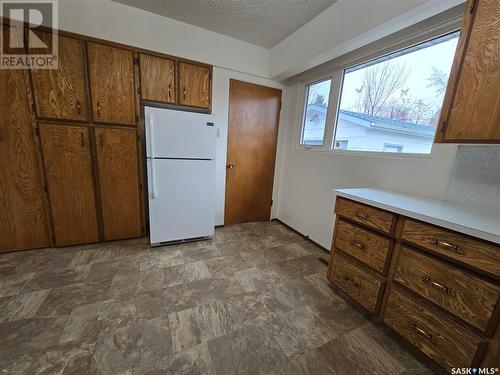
[{"xmin": 271, "ymin": 218, "xmax": 330, "ymax": 254}]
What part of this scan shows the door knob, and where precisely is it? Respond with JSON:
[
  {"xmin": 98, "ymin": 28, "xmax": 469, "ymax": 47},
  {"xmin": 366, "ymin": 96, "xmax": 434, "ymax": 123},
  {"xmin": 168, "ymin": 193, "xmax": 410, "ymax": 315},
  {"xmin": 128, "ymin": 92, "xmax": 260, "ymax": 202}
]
[{"xmin": 227, "ymin": 163, "xmax": 234, "ymax": 169}]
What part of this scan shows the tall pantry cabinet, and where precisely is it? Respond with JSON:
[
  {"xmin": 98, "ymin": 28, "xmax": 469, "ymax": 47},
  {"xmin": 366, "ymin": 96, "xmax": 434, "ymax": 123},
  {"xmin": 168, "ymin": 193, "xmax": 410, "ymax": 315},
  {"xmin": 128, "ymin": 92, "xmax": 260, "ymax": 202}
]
[{"xmin": 1, "ymin": 20, "xmax": 213, "ymax": 252}]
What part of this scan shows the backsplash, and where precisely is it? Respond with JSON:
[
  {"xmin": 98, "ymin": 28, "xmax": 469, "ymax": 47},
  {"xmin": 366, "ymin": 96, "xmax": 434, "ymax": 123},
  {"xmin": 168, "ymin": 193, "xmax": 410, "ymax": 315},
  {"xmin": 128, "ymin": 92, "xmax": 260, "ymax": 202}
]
[{"xmin": 445, "ymin": 145, "xmax": 500, "ymax": 211}]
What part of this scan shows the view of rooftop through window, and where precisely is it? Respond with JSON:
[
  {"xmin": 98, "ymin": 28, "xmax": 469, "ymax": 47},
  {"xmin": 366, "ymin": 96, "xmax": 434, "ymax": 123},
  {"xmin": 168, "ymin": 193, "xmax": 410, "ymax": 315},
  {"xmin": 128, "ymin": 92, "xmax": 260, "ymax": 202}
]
[
  {"xmin": 300, "ymin": 78, "xmax": 332, "ymax": 145},
  {"xmin": 332, "ymin": 32, "xmax": 459, "ymax": 154}
]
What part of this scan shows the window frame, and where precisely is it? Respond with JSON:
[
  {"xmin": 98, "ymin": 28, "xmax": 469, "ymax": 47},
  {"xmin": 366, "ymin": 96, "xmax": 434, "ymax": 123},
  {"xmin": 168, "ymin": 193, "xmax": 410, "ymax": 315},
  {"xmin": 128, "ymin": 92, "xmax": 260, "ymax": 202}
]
[
  {"xmin": 294, "ymin": 11, "xmax": 463, "ymax": 158},
  {"xmin": 298, "ymin": 76, "xmax": 334, "ymax": 150}
]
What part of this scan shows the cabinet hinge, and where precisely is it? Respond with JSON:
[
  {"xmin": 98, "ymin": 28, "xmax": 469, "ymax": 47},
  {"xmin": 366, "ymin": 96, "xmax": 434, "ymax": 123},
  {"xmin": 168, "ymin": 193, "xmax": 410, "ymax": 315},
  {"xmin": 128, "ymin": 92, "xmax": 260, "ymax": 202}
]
[
  {"xmin": 136, "ymin": 115, "xmax": 140, "ymax": 123},
  {"xmin": 35, "ymin": 127, "xmax": 40, "ymax": 137},
  {"xmin": 43, "ymin": 184, "xmax": 48, "ymax": 193},
  {"xmin": 139, "ymin": 183, "xmax": 143, "ymax": 191},
  {"xmin": 31, "ymin": 102, "xmax": 36, "ymax": 114},
  {"xmin": 137, "ymin": 86, "xmax": 141, "ymax": 96},
  {"xmin": 133, "ymin": 57, "xmax": 140, "ymax": 65}
]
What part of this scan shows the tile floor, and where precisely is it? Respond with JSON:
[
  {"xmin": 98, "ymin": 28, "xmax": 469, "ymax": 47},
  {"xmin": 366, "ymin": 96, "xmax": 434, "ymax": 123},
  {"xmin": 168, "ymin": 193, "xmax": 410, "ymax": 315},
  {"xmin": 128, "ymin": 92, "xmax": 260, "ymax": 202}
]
[{"xmin": 0, "ymin": 222, "xmax": 443, "ymax": 374}]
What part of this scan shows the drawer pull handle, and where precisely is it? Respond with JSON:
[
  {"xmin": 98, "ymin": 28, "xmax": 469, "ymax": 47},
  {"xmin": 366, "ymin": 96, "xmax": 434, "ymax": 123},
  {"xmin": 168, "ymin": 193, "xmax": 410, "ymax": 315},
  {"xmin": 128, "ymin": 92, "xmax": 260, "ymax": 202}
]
[
  {"xmin": 343, "ymin": 276, "xmax": 361, "ymax": 288},
  {"xmin": 354, "ymin": 211, "xmax": 369, "ymax": 219},
  {"xmin": 411, "ymin": 323, "xmax": 434, "ymax": 341},
  {"xmin": 422, "ymin": 277, "xmax": 452, "ymax": 294},
  {"xmin": 425, "ymin": 237, "xmax": 464, "ymax": 254},
  {"xmin": 350, "ymin": 240, "xmax": 365, "ymax": 250}
]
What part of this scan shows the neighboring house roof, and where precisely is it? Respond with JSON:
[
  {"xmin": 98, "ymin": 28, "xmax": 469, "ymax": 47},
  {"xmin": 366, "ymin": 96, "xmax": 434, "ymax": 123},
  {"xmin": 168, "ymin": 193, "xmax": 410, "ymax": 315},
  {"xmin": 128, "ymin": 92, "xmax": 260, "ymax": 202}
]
[{"xmin": 306, "ymin": 104, "xmax": 435, "ymax": 137}]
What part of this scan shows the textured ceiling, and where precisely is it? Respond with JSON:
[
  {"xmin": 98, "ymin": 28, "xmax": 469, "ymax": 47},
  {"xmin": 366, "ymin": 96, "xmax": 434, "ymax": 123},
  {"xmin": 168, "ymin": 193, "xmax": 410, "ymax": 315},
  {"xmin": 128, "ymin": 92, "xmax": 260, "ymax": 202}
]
[{"xmin": 112, "ymin": 0, "xmax": 338, "ymax": 48}]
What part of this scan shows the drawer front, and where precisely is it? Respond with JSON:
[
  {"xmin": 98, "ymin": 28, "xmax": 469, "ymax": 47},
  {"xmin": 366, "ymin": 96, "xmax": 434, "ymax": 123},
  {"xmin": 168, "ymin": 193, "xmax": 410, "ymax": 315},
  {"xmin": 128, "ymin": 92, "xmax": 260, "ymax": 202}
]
[
  {"xmin": 330, "ymin": 253, "xmax": 383, "ymax": 313},
  {"xmin": 384, "ymin": 288, "xmax": 484, "ymax": 371},
  {"xmin": 335, "ymin": 197, "xmax": 395, "ymax": 235},
  {"xmin": 395, "ymin": 246, "xmax": 500, "ymax": 332},
  {"xmin": 334, "ymin": 219, "xmax": 391, "ymax": 273},
  {"xmin": 402, "ymin": 219, "xmax": 500, "ymax": 277}
]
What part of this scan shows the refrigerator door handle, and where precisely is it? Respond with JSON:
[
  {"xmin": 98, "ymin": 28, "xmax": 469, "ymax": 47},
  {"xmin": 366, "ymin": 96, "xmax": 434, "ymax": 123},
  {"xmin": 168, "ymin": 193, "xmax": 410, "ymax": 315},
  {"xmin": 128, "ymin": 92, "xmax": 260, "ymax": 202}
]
[
  {"xmin": 148, "ymin": 113, "xmax": 155, "ymax": 157},
  {"xmin": 149, "ymin": 159, "xmax": 157, "ymax": 199}
]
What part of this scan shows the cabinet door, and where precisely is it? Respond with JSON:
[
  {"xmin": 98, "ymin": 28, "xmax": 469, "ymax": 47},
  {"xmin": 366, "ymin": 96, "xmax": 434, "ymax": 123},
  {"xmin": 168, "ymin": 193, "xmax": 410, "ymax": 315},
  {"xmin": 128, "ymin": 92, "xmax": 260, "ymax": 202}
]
[
  {"xmin": 87, "ymin": 42, "xmax": 135, "ymax": 126},
  {"xmin": 438, "ymin": 0, "xmax": 500, "ymax": 142},
  {"xmin": 40, "ymin": 124, "xmax": 99, "ymax": 247},
  {"xmin": 30, "ymin": 32, "xmax": 87, "ymax": 121},
  {"xmin": 179, "ymin": 62, "xmax": 211, "ymax": 109},
  {"xmin": 139, "ymin": 53, "xmax": 176, "ymax": 104},
  {"xmin": 0, "ymin": 26, "xmax": 50, "ymax": 252},
  {"xmin": 95, "ymin": 128, "xmax": 142, "ymax": 241}
]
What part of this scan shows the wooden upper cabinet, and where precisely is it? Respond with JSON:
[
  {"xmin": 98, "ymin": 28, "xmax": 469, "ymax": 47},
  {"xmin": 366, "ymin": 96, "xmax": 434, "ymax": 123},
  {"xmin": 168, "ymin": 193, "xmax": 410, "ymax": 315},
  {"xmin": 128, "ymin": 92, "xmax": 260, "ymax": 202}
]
[
  {"xmin": 436, "ymin": 0, "xmax": 500, "ymax": 142},
  {"xmin": 40, "ymin": 124, "xmax": 99, "ymax": 247},
  {"xmin": 30, "ymin": 32, "xmax": 87, "ymax": 122},
  {"xmin": 139, "ymin": 53, "xmax": 176, "ymax": 104},
  {"xmin": 95, "ymin": 128, "xmax": 142, "ymax": 241},
  {"xmin": 87, "ymin": 42, "xmax": 136, "ymax": 126},
  {"xmin": 0, "ymin": 26, "xmax": 49, "ymax": 252},
  {"xmin": 178, "ymin": 62, "xmax": 211, "ymax": 109}
]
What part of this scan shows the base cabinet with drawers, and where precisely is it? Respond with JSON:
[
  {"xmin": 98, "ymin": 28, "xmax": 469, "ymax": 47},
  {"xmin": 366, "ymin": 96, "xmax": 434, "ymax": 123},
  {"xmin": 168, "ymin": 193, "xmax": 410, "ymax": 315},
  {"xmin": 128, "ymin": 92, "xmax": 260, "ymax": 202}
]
[{"xmin": 328, "ymin": 196, "xmax": 500, "ymax": 372}]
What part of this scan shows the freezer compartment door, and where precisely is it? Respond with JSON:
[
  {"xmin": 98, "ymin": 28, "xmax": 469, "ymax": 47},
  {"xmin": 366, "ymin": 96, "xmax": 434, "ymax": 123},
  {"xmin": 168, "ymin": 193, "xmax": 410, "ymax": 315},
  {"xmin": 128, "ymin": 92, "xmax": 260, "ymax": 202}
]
[
  {"xmin": 147, "ymin": 159, "xmax": 215, "ymax": 244},
  {"xmin": 145, "ymin": 106, "xmax": 216, "ymax": 159}
]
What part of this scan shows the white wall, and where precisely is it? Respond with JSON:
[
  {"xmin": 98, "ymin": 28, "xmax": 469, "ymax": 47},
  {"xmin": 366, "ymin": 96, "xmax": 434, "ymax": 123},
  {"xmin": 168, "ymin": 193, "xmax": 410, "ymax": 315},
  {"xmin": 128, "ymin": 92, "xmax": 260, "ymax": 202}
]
[
  {"xmin": 269, "ymin": 0, "xmax": 464, "ymax": 80},
  {"xmin": 54, "ymin": 0, "xmax": 271, "ymax": 78},
  {"xmin": 212, "ymin": 68, "xmax": 287, "ymax": 225},
  {"xmin": 274, "ymin": 83, "xmax": 458, "ymax": 249}
]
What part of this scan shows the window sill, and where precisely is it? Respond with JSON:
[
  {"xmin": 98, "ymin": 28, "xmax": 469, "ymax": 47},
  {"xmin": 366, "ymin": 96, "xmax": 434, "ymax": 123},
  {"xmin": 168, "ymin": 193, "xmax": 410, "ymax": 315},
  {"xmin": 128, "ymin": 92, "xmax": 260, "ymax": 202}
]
[{"xmin": 295, "ymin": 145, "xmax": 434, "ymax": 159}]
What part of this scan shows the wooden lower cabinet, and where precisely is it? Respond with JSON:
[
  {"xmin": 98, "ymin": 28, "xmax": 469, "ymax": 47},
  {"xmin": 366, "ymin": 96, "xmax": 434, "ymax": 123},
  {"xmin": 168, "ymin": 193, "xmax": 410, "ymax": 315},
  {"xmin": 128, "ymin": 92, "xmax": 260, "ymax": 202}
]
[
  {"xmin": 384, "ymin": 288, "xmax": 485, "ymax": 371},
  {"xmin": 329, "ymin": 196, "xmax": 500, "ymax": 372},
  {"xmin": 94, "ymin": 128, "xmax": 142, "ymax": 241},
  {"xmin": 40, "ymin": 124, "xmax": 99, "ymax": 246}
]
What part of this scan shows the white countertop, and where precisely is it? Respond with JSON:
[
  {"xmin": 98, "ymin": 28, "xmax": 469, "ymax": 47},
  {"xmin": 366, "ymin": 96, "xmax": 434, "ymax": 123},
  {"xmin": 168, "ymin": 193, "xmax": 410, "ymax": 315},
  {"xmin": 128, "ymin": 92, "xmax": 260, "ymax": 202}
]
[{"xmin": 334, "ymin": 188, "xmax": 500, "ymax": 245}]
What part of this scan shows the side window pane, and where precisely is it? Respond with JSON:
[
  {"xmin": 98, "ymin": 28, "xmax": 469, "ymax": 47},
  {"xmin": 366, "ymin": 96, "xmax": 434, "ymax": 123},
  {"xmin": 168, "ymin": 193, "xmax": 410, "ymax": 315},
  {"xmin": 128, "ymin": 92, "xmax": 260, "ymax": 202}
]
[
  {"xmin": 333, "ymin": 32, "xmax": 459, "ymax": 154},
  {"xmin": 301, "ymin": 78, "xmax": 332, "ymax": 146}
]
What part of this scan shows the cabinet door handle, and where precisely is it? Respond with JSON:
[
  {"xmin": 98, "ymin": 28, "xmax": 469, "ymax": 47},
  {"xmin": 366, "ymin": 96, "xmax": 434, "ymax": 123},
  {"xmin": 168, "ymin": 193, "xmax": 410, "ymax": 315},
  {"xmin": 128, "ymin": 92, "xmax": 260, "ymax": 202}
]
[
  {"xmin": 424, "ymin": 237, "xmax": 464, "ymax": 254},
  {"xmin": 76, "ymin": 100, "xmax": 81, "ymax": 116},
  {"xmin": 343, "ymin": 275, "xmax": 360, "ymax": 288},
  {"xmin": 350, "ymin": 240, "xmax": 365, "ymax": 250},
  {"xmin": 421, "ymin": 277, "xmax": 452, "ymax": 294},
  {"xmin": 168, "ymin": 84, "xmax": 171, "ymax": 100},
  {"xmin": 96, "ymin": 102, "xmax": 101, "ymax": 118},
  {"xmin": 354, "ymin": 211, "xmax": 369, "ymax": 219},
  {"xmin": 227, "ymin": 163, "xmax": 234, "ymax": 169},
  {"xmin": 411, "ymin": 323, "xmax": 434, "ymax": 341},
  {"xmin": 183, "ymin": 87, "xmax": 186, "ymax": 100},
  {"xmin": 99, "ymin": 134, "xmax": 104, "ymax": 148},
  {"xmin": 80, "ymin": 131, "xmax": 85, "ymax": 148}
]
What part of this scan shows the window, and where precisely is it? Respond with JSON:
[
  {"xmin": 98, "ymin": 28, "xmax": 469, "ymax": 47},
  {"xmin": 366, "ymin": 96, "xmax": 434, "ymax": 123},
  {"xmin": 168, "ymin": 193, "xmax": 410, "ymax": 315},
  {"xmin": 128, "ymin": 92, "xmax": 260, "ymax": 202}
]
[
  {"xmin": 300, "ymin": 78, "xmax": 332, "ymax": 146},
  {"xmin": 331, "ymin": 32, "xmax": 459, "ymax": 154}
]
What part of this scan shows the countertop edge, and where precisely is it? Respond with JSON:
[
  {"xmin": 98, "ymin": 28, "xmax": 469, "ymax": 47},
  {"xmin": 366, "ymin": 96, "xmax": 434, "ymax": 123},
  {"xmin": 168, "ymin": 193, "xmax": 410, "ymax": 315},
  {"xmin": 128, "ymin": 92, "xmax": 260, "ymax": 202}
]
[{"xmin": 335, "ymin": 190, "xmax": 500, "ymax": 245}]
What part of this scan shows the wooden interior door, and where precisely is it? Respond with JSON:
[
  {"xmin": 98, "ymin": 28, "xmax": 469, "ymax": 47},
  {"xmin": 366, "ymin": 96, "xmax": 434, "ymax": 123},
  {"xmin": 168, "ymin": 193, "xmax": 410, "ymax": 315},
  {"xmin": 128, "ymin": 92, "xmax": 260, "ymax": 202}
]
[
  {"xmin": 95, "ymin": 127, "xmax": 142, "ymax": 241},
  {"xmin": 40, "ymin": 124, "xmax": 99, "ymax": 246},
  {"xmin": 0, "ymin": 25, "xmax": 50, "ymax": 252},
  {"xmin": 178, "ymin": 62, "xmax": 211, "ymax": 109},
  {"xmin": 440, "ymin": 0, "xmax": 500, "ymax": 141},
  {"xmin": 139, "ymin": 53, "xmax": 176, "ymax": 104},
  {"xmin": 87, "ymin": 42, "xmax": 135, "ymax": 126},
  {"xmin": 224, "ymin": 80, "xmax": 281, "ymax": 225},
  {"xmin": 30, "ymin": 32, "xmax": 88, "ymax": 121}
]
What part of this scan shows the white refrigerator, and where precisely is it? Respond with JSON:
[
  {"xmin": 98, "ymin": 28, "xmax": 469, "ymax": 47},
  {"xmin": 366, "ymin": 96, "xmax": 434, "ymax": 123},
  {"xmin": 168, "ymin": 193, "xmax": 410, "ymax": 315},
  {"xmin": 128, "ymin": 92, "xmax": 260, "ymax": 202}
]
[{"xmin": 145, "ymin": 106, "xmax": 216, "ymax": 246}]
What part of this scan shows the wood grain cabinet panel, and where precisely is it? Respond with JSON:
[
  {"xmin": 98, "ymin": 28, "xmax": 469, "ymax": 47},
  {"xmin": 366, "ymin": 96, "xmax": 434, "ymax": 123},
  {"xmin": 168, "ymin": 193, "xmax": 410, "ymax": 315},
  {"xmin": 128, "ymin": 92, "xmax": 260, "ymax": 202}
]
[
  {"xmin": 437, "ymin": 0, "xmax": 500, "ymax": 142},
  {"xmin": 335, "ymin": 197, "xmax": 396, "ymax": 235},
  {"xmin": 329, "ymin": 253, "xmax": 383, "ymax": 314},
  {"xmin": 87, "ymin": 42, "xmax": 135, "ymax": 126},
  {"xmin": 334, "ymin": 219, "xmax": 391, "ymax": 273},
  {"xmin": 384, "ymin": 288, "xmax": 485, "ymax": 371},
  {"xmin": 95, "ymin": 128, "xmax": 142, "ymax": 241},
  {"xmin": 395, "ymin": 246, "xmax": 500, "ymax": 332},
  {"xmin": 0, "ymin": 25, "xmax": 49, "ymax": 252},
  {"xmin": 139, "ymin": 53, "xmax": 176, "ymax": 104},
  {"xmin": 30, "ymin": 32, "xmax": 87, "ymax": 121},
  {"xmin": 40, "ymin": 124, "xmax": 99, "ymax": 247},
  {"xmin": 178, "ymin": 62, "xmax": 211, "ymax": 109},
  {"xmin": 402, "ymin": 218, "xmax": 500, "ymax": 278}
]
